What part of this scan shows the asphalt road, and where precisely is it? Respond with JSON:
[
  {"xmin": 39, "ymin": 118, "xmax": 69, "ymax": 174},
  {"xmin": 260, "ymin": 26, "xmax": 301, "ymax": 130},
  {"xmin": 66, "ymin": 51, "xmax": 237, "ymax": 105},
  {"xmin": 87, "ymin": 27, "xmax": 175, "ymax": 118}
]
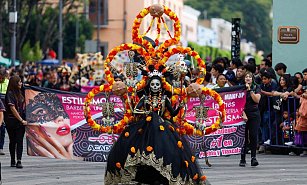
[{"xmin": 1, "ymin": 141, "xmax": 307, "ymax": 185}]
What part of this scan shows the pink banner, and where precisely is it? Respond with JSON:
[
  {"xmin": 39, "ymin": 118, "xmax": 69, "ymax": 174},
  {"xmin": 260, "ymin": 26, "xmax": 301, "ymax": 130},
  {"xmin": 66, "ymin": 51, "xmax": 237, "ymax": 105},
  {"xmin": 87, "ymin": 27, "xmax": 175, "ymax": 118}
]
[
  {"xmin": 185, "ymin": 86, "xmax": 247, "ymax": 158},
  {"xmin": 25, "ymin": 85, "xmax": 247, "ymax": 161}
]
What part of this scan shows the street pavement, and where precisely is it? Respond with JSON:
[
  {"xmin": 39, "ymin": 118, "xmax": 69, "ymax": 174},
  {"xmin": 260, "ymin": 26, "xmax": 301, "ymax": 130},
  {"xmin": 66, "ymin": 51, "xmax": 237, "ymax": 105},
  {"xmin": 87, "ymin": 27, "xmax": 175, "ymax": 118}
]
[{"xmin": 1, "ymin": 139, "xmax": 307, "ymax": 185}]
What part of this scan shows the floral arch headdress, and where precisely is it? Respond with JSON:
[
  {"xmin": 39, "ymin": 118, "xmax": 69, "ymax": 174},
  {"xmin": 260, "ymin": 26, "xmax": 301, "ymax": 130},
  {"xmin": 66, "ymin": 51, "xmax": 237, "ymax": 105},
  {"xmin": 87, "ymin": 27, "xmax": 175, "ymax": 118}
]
[{"xmin": 84, "ymin": 4, "xmax": 226, "ymax": 136}]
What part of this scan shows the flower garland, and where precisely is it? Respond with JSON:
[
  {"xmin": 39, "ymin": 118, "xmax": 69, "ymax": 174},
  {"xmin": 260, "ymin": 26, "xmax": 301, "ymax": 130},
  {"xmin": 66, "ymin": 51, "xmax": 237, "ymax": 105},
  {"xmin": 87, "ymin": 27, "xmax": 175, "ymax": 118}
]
[
  {"xmin": 84, "ymin": 84, "xmax": 134, "ymax": 134},
  {"xmin": 160, "ymin": 46, "xmax": 206, "ymax": 85},
  {"xmin": 131, "ymin": 6, "xmax": 181, "ymax": 57},
  {"xmin": 200, "ymin": 87, "xmax": 226, "ymax": 135},
  {"xmin": 163, "ymin": 86, "xmax": 226, "ymax": 136},
  {"xmin": 154, "ymin": 5, "xmax": 181, "ymax": 56},
  {"xmin": 104, "ymin": 43, "xmax": 150, "ymax": 85},
  {"xmin": 132, "ymin": 7, "xmax": 155, "ymax": 54}
]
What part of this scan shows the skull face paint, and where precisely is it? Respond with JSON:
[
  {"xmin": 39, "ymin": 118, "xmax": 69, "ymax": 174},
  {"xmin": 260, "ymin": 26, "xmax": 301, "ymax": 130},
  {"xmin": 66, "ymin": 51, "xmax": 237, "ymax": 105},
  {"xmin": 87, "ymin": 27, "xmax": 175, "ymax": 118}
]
[
  {"xmin": 150, "ymin": 79, "xmax": 161, "ymax": 93},
  {"xmin": 178, "ymin": 60, "xmax": 188, "ymax": 74}
]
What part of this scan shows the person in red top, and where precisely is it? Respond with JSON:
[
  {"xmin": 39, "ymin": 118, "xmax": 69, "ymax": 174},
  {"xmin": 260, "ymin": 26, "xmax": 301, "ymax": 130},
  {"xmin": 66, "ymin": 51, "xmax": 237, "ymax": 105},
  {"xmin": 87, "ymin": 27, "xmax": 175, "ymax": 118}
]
[{"xmin": 48, "ymin": 49, "xmax": 57, "ymax": 59}]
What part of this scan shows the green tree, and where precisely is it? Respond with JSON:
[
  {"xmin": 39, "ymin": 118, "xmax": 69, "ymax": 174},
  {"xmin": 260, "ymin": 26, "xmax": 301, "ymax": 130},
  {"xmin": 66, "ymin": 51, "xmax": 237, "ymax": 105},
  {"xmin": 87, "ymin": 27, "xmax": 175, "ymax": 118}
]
[
  {"xmin": 20, "ymin": 41, "xmax": 33, "ymax": 62},
  {"xmin": 185, "ymin": 0, "xmax": 272, "ymax": 55},
  {"xmin": 0, "ymin": 0, "xmax": 93, "ymax": 62}
]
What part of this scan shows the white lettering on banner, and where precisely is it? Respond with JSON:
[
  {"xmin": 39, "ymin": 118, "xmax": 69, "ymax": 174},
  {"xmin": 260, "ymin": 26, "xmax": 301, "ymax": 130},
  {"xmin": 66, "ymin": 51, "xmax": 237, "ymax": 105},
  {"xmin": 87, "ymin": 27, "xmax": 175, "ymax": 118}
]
[
  {"xmin": 213, "ymin": 127, "xmax": 237, "ymax": 135},
  {"xmin": 66, "ymin": 105, "xmax": 83, "ymax": 110},
  {"xmin": 62, "ymin": 97, "xmax": 86, "ymax": 104},
  {"xmin": 199, "ymin": 150, "xmax": 221, "ymax": 157},
  {"xmin": 226, "ymin": 108, "xmax": 239, "ymax": 114},
  {"xmin": 102, "ymin": 154, "xmax": 108, "ymax": 161},
  {"xmin": 88, "ymin": 134, "xmax": 118, "ymax": 144},
  {"xmin": 212, "ymin": 101, "xmax": 235, "ymax": 109},
  {"xmin": 87, "ymin": 144, "xmax": 112, "ymax": 152},
  {"xmin": 206, "ymin": 114, "xmax": 241, "ymax": 124},
  {"xmin": 224, "ymin": 92, "xmax": 245, "ymax": 100},
  {"xmin": 221, "ymin": 147, "xmax": 241, "ymax": 155},
  {"xmin": 62, "ymin": 96, "xmax": 122, "ymax": 105},
  {"xmin": 190, "ymin": 96, "xmax": 214, "ymax": 102},
  {"xmin": 71, "ymin": 112, "xmax": 84, "ymax": 115}
]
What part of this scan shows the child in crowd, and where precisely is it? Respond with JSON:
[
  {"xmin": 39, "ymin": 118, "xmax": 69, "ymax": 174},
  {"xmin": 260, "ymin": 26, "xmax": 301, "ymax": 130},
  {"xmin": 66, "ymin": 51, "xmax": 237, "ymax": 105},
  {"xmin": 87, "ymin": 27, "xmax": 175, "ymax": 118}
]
[{"xmin": 280, "ymin": 111, "xmax": 294, "ymax": 145}]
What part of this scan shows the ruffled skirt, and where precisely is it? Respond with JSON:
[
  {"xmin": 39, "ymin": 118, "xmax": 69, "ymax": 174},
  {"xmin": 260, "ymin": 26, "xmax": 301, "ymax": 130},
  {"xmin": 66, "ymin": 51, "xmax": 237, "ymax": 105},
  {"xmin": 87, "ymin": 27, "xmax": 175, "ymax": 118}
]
[{"xmin": 105, "ymin": 113, "xmax": 206, "ymax": 185}]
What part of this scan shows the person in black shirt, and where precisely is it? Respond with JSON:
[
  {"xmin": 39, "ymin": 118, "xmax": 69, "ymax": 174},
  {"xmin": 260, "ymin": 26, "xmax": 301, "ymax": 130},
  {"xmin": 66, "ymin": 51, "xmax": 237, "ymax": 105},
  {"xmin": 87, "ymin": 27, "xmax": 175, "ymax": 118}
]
[
  {"xmin": 4, "ymin": 75, "xmax": 27, "ymax": 168},
  {"xmin": 259, "ymin": 72, "xmax": 278, "ymax": 145},
  {"xmin": 240, "ymin": 71, "xmax": 261, "ymax": 167}
]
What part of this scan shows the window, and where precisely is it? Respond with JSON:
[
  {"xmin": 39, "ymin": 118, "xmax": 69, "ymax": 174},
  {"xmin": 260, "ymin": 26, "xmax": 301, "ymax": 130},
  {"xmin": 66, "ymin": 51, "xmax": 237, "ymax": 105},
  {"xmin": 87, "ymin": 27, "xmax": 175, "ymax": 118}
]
[
  {"xmin": 100, "ymin": 42, "xmax": 108, "ymax": 59},
  {"xmin": 89, "ymin": 0, "xmax": 108, "ymax": 26}
]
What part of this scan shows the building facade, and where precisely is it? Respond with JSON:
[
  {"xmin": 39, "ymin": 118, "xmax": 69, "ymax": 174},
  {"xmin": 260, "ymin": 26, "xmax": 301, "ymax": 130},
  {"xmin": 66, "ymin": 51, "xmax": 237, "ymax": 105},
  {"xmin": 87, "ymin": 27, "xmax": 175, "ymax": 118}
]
[
  {"xmin": 181, "ymin": 5, "xmax": 200, "ymax": 43},
  {"xmin": 211, "ymin": 18, "xmax": 232, "ymax": 51},
  {"xmin": 86, "ymin": 0, "xmax": 184, "ymax": 58},
  {"xmin": 197, "ymin": 25, "xmax": 218, "ymax": 48}
]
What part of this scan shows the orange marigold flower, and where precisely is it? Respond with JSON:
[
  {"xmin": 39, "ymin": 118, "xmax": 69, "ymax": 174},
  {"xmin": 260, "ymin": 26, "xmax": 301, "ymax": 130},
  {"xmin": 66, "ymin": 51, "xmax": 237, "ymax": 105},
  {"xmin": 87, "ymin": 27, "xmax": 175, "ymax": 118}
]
[
  {"xmin": 146, "ymin": 146, "xmax": 153, "ymax": 152},
  {"xmin": 124, "ymin": 132, "xmax": 129, "ymax": 137},
  {"xmin": 184, "ymin": 160, "xmax": 189, "ymax": 168},
  {"xmin": 177, "ymin": 141, "xmax": 183, "ymax": 148},
  {"xmin": 191, "ymin": 156, "xmax": 195, "ymax": 163},
  {"xmin": 159, "ymin": 125, "xmax": 165, "ymax": 131},
  {"xmin": 193, "ymin": 173, "xmax": 198, "ymax": 180},
  {"xmin": 200, "ymin": 175, "xmax": 207, "ymax": 181},
  {"xmin": 146, "ymin": 116, "xmax": 152, "ymax": 122},
  {"xmin": 130, "ymin": 147, "xmax": 136, "ymax": 154},
  {"xmin": 116, "ymin": 162, "xmax": 121, "ymax": 169}
]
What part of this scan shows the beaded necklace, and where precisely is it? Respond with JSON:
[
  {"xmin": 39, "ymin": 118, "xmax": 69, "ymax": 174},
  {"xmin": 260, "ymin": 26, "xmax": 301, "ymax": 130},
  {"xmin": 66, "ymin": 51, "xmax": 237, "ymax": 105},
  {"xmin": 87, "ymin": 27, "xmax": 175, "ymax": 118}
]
[{"xmin": 148, "ymin": 91, "xmax": 162, "ymax": 112}]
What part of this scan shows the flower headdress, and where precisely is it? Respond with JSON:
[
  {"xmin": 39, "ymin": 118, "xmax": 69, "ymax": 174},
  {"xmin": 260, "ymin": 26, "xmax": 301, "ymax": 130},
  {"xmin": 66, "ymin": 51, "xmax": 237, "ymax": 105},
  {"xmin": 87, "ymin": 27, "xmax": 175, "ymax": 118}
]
[{"xmin": 84, "ymin": 4, "xmax": 226, "ymax": 137}]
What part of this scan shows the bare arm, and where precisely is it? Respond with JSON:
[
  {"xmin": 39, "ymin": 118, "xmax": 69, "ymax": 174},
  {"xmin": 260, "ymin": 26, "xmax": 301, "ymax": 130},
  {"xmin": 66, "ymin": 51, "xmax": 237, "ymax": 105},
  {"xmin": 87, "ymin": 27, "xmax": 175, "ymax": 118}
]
[
  {"xmin": 133, "ymin": 96, "xmax": 146, "ymax": 114},
  {"xmin": 261, "ymin": 90, "xmax": 274, "ymax": 96},
  {"xmin": 0, "ymin": 112, "xmax": 3, "ymax": 126}
]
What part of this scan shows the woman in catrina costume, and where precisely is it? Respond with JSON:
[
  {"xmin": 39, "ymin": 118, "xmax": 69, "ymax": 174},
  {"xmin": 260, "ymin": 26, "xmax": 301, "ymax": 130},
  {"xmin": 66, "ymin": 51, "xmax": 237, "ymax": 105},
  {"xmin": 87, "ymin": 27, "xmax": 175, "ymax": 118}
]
[
  {"xmin": 105, "ymin": 65, "xmax": 207, "ymax": 185},
  {"xmin": 84, "ymin": 4, "xmax": 225, "ymax": 185}
]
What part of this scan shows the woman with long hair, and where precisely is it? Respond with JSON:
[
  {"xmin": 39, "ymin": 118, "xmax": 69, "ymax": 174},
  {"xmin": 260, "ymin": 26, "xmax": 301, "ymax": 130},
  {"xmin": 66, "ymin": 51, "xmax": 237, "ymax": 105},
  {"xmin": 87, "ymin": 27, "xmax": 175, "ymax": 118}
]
[
  {"xmin": 240, "ymin": 71, "xmax": 261, "ymax": 167},
  {"xmin": 4, "ymin": 75, "xmax": 27, "ymax": 168}
]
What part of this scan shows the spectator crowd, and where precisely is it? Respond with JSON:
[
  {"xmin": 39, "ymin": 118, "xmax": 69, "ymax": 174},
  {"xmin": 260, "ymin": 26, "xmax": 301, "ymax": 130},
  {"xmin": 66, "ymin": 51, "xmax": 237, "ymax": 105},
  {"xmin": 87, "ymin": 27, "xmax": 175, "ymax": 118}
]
[{"xmin": 0, "ymin": 52, "xmax": 306, "ymax": 161}]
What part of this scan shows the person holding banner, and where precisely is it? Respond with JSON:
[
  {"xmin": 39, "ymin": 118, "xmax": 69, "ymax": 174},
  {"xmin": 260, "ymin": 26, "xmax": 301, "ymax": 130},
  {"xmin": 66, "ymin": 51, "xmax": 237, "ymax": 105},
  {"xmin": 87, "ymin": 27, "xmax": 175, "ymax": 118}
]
[
  {"xmin": 25, "ymin": 92, "xmax": 74, "ymax": 159},
  {"xmin": 239, "ymin": 71, "xmax": 261, "ymax": 167},
  {"xmin": 4, "ymin": 75, "xmax": 27, "ymax": 168}
]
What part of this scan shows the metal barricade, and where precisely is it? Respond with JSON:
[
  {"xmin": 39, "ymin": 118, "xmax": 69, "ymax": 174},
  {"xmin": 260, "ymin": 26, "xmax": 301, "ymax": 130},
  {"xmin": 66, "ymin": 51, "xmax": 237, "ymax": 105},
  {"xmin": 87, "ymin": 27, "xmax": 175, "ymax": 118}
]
[{"xmin": 264, "ymin": 96, "xmax": 307, "ymax": 150}]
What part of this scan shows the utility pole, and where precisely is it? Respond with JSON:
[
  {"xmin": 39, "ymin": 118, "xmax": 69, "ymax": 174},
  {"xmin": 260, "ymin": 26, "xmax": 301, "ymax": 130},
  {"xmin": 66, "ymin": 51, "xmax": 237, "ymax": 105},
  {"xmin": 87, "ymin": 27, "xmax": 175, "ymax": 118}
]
[
  {"xmin": 75, "ymin": 12, "xmax": 79, "ymax": 53},
  {"xmin": 58, "ymin": 0, "xmax": 63, "ymax": 64},
  {"xmin": 97, "ymin": 0, "xmax": 101, "ymax": 52},
  {"xmin": 123, "ymin": 0, "xmax": 127, "ymax": 43},
  {"xmin": 9, "ymin": 0, "xmax": 17, "ymax": 67}
]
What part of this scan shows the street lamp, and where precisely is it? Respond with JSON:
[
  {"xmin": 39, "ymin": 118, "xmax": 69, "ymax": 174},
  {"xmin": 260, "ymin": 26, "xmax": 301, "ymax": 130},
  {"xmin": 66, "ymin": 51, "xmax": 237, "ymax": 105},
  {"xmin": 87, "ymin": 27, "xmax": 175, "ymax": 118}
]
[
  {"xmin": 97, "ymin": 0, "xmax": 101, "ymax": 52},
  {"xmin": 9, "ymin": 0, "xmax": 17, "ymax": 67},
  {"xmin": 58, "ymin": 0, "xmax": 63, "ymax": 64}
]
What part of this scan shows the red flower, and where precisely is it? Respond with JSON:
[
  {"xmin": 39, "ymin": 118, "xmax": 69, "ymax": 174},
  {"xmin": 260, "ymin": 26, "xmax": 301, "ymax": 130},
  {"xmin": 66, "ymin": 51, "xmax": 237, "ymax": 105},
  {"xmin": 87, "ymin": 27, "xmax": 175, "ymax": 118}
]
[{"xmin": 128, "ymin": 87, "xmax": 133, "ymax": 92}]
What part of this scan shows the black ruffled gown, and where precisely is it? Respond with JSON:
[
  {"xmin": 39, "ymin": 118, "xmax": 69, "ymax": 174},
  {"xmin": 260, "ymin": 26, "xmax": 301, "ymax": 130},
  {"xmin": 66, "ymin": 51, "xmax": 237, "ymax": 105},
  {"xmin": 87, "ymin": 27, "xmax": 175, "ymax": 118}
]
[{"xmin": 105, "ymin": 95, "xmax": 206, "ymax": 185}]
